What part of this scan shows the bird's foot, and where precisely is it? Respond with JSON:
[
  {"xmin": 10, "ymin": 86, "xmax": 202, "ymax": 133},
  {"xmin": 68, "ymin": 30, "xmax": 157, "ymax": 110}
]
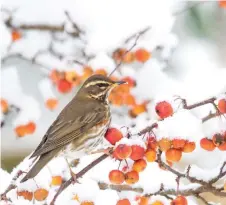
[{"xmin": 70, "ymin": 171, "xmax": 79, "ymax": 185}]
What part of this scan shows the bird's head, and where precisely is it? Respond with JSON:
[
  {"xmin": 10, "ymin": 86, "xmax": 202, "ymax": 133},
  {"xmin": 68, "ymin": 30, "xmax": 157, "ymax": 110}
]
[{"xmin": 77, "ymin": 74, "xmax": 126, "ymax": 102}]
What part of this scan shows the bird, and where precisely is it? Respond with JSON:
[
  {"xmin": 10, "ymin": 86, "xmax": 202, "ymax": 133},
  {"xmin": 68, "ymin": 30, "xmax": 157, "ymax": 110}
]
[{"xmin": 20, "ymin": 74, "xmax": 126, "ymax": 183}]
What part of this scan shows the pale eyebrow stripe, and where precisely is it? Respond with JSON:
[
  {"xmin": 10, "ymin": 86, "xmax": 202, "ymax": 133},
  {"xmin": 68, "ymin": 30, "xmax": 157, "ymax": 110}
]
[{"xmin": 84, "ymin": 80, "xmax": 111, "ymax": 88}]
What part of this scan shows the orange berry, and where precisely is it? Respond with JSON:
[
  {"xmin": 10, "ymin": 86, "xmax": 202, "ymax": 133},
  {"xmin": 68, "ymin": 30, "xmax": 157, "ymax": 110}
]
[
  {"xmin": 218, "ymin": 99, "xmax": 226, "ymax": 113},
  {"xmin": 224, "ymin": 182, "xmax": 226, "ymax": 191},
  {"xmin": 114, "ymin": 144, "xmax": 132, "ymax": 160},
  {"xmin": 151, "ymin": 201, "xmax": 164, "ymax": 205},
  {"xmin": 219, "ymin": 1, "xmax": 226, "ymax": 8},
  {"xmin": 57, "ymin": 79, "xmax": 72, "ymax": 93},
  {"xmin": 113, "ymin": 85, "xmax": 130, "ymax": 96},
  {"xmin": 135, "ymin": 48, "xmax": 151, "ymax": 63},
  {"xmin": 113, "ymin": 49, "xmax": 134, "ymax": 63},
  {"xmin": 80, "ymin": 201, "xmax": 94, "ymax": 205},
  {"xmin": 11, "ymin": 30, "xmax": 22, "ymax": 41},
  {"xmin": 15, "ymin": 125, "xmax": 27, "ymax": 137},
  {"xmin": 158, "ymin": 138, "xmax": 171, "ymax": 151},
  {"xmin": 129, "ymin": 103, "xmax": 147, "ymax": 118},
  {"xmin": 183, "ymin": 142, "xmax": 196, "ymax": 153},
  {"xmin": 109, "ymin": 93, "xmax": 124, "ymax": 106},
  {"xmin": 125, "ymin": 170, "xmax": 139, "ymax": 184},
  {"xmin": 116, "ymin": 199, "xmax": 131, "ymax": 205},
  {"xmin": 17, "ymin": 191, "xmax": 33, "ymax": 201},
  {"xmin": 172, "ymin": 139, "xmax": 186, "ymax": 149},
  {"xmin": 45, "ymin": 98, "xmax": 58, "ymax": 110},
  {"xmin": 130, "ymin": 145, "xmax": 145, "ymax": 161},
  {"xmin": 155, "ymin": 101, "xmax": 173, "ymax": 119},
  {"xmin": 167, "ymin": 160, "xmax": 173, "ymax": 167},
  {"xmin": 113, "ymin": 48, "xmax": 125, "ymax": 62},
  {"xmin": 34, "ymin": 188, "xmax": 49, "ymax": 201},
  {"xmin": 145, "ymin": 149, "xmax": 156, "ymax": 162},
  {"xmin": 1, "ymin": 99, "xmax": 9, "ymax": 113},
  {"xmin": 218, "ymin": 142, "xmax": 226, "ymax": 151},
  {"xmin": 200, "ymin": 138, "xmax": 216, "ymax": 151},
  {"xmin": 171, "ymin": 195, "xmax": 187, "ymax": 205},
  {"xmin": 25, "ymin": 122, "xmax": 36, "ymax": 134},
  {"xmin": 212, "ymin": 133, "xmax": 225, "ymax": 146},
  {"xmin": 109, "ymin": 170, "xmax": 125, "ymax": 184},
  {"xmin": 122, "ymin": 52, "xmax": 135, "ymax": 63},
  {"xmin": 105, "ymin": 128, "xmax": 123, "ymax": 145},
  {"xmin": 166, "ymin": 148, "xmax": 182, "ymax": 162},
  {"xmin": 124, "ymin": 94, "xmax": 136, "ymax": 106},
  {"xmin": 121, "ymin": 77, "xmax": 136, "ymax": 88},
  {"xmin": 94, "ymin": 69, "xmax": 107, "ymax": 76},
  {"xmin": 51, "ymin": 176, "xmax": 63, "ymax": 186},
  {"xmin": 132, "ymin": 159, "xmax": 147, "ymax": 172},
  {"xmin": 82, "ymin": 66, "xmax": 93, "ymax": 81},
  {"xmin": 65, "ymin": 71, "xmax": 81, "ymax": 86},
  {"xmin": 49, "ymin": 69, "xmax": 64, "ymax": 84},
  {"xmin": 139, "ymin": 196, "xmax": 149, "ymax": 205}
]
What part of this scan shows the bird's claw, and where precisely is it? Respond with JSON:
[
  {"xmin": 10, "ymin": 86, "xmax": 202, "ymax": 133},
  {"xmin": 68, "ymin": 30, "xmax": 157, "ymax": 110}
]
[{"xmin": 70, "ymin": 171, "xmax": 80, "ymax": 184}]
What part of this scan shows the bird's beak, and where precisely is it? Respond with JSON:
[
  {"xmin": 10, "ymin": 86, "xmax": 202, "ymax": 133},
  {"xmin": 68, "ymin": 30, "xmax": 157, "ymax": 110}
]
[{"xmin": 114, "ymin": 81, "xmax": 127, "ymax": 85}]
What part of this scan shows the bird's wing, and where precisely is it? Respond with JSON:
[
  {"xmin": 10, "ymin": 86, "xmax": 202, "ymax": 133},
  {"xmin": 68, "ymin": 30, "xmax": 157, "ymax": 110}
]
[{"xmin": 30, "ymin": 99, "xmax": 106, "ymax": 158}]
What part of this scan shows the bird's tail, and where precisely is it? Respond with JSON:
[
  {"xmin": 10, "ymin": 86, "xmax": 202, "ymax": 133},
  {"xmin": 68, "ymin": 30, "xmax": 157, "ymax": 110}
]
[{"xmin": 20, "ymin": 151, "xmax": 56, "ymax": 183}]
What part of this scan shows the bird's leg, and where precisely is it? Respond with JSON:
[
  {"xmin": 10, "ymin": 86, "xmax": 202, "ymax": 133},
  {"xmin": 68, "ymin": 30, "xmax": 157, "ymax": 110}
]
[{"xmin": 64, "ymin": 158, "xmax": 78, "ymax": 184}]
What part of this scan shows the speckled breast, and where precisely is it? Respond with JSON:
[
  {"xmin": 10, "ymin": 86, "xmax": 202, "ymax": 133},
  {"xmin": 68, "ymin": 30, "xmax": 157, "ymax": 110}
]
[{"xmin": 61, "ymin": 105, "xmax": 111, "ymax": 159}]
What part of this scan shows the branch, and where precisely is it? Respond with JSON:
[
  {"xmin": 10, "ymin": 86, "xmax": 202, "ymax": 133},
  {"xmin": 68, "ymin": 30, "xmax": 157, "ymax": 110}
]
[
  {"xmin": 177, "ymin": 97, "xmax": 216, "ymax": 110},
  {"xmin": 64, "ymin": 11, "xmax": 83, "ymax": 35},
  {"xmin": 50, "ymin": 153, "xmax": 110, "ymax": 205},
  {"xmin": 202, "ymin": 111, "xmax": 224, "ymax": 123},
  {"xmin": 156, "ymin": 151, "xmax": 209, "ymax": 186},
  {"xmin": 138, "ymin": 122, "xmax": 158, "ymax": 136},
  {"xmin": 209, "ymin": 162, "xmax": 226, "ymax": 184},
  {"xmin": 98, "ymin": 182, "xmax": 225, "ymax": 198}
]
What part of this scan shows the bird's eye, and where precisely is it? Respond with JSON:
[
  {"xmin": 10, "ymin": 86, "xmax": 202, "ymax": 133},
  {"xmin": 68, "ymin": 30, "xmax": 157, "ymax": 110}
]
[{"xmin": 97, "ymin": 83, "xmax": 108, "ymax": 89}]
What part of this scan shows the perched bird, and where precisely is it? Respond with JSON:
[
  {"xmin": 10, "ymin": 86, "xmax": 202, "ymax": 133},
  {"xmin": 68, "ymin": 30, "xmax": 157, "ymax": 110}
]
[{"xmin": 21, "ymin": 74, "xmax": 125, "ymax": 183}]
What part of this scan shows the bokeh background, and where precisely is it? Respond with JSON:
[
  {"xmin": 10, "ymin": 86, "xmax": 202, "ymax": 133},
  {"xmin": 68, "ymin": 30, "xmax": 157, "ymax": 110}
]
[{"xmin": 1, "ymin": 0, "xmax": 226, "ymax": 173}]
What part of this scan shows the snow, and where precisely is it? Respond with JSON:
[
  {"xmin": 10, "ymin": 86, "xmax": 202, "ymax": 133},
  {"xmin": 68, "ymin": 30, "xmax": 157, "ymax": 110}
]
[
  {"xmin": 38, "ymin": 79, "xmax": 56, "ymax": 100},
  {"xmin": 1, "ymin": 0, "xmax": 226, "ymax": 204},
  {"xmin": 155, "ymin": 109, "xmax": 203, "ymax": 142},
  {"xmin": 94, "ymin": 190, "xmax": 119, "ymax": 205},
  {"xmin": 0, "ymin": 169, "xmax": 11, "ymax": 193}
]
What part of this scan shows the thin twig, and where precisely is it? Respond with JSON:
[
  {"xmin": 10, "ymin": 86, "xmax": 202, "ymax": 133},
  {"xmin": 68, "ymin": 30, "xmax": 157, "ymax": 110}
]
[
  {"xmin": 176, "ymin": 97, "xmax": 216, "ymax": 110},
  {"xmin": 98, "ymin": 182, "xmax": 226, "ymax": 198},
  {"xmin": 202, "ymin": 112, "xmax": 224, "ymax": 123},
  {"xmin": 64, "ymin": 11, "xmax": 83, "ymax": 35},
  {"xmin": 209, "ymin": 162, "xmax": 226, "ymax": 184},
  {"xmin": 124, "ymin": 26, "xmax": 150, "ymax": 44},
  {"xmin": 109, "ymin": 28, "xmax": 147, "ymax": 76}
]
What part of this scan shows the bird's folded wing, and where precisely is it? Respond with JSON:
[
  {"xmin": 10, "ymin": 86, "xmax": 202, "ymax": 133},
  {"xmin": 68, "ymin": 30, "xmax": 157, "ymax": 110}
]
[{"xmin": 30, "ymin": 107, "xmax": 105, "ymax": 157}]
